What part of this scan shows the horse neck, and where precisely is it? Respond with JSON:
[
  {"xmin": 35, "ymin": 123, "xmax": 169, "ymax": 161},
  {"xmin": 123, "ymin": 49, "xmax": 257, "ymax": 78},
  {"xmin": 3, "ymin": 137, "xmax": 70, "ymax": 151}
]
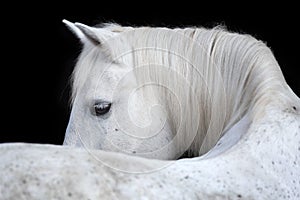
[
  {"xmin": 191, "ymin": 29, "xmax": 295, "ymax": 156},
  {"xmin": 115, "ymin": 27, "xmax": 294, "ymax": 157}
]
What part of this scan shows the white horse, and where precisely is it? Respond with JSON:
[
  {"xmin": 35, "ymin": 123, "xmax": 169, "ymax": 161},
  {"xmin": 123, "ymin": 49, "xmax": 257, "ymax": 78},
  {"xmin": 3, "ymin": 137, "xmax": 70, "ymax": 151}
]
[
  {"xmin": 63, "ymin": 20, "xmax": 299, "ymax": 160},
  {"xmin": 0, "ymin": 20, "xmax": 299, "ymax": 199}
]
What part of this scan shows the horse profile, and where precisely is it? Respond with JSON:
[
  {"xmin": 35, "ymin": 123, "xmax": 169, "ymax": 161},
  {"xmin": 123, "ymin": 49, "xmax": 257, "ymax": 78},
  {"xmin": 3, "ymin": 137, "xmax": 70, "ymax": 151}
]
[
  {"xmin": 0, "ymin": 20, "xmax": 299, "ymax": 199},
  {"xmin": 63, "ymin": 20, "xmax": 299, "ymax": 160}
]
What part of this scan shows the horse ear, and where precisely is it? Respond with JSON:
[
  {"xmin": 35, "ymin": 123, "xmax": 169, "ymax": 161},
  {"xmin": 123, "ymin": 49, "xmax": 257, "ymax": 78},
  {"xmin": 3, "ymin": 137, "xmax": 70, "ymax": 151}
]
[{"xmin": 62, "ymin": 19, "xmax": 103, "ymax": 46}]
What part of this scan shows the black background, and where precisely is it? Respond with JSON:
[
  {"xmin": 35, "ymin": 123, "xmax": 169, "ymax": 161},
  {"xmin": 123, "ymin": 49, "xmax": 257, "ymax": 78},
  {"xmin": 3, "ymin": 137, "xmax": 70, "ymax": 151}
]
[{"xmin": 1, "ymin": 4, "xmax": 299, "ymax": 145}]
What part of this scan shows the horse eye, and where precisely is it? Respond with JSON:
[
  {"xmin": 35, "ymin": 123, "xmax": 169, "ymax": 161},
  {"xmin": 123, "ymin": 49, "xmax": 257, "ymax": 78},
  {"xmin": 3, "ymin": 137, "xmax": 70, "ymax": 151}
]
[{"xmin": 94, "ymin": 102, "xmax": 111, "ymax": 116}]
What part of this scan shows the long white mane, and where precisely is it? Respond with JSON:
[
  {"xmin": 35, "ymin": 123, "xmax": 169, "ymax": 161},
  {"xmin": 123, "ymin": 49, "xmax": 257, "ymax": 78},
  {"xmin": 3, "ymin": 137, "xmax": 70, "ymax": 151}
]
[{"xmin": 71, "ymin": 24, "xmax": 296, "ymax": 157}]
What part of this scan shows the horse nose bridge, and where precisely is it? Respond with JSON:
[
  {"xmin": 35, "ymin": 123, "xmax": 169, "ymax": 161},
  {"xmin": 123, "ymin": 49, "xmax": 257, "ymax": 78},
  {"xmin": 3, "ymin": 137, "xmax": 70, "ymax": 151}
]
[
  {"xmin": 64, "ymin": 118, "xmax": 104, "ymax": 149},
  {"xmin": 65, "ymin": 118, "xmax": 74, "ymax": 136},
  {"xmin": 63, "ymin": 121, "xmax": 81, "ymax": 147}
]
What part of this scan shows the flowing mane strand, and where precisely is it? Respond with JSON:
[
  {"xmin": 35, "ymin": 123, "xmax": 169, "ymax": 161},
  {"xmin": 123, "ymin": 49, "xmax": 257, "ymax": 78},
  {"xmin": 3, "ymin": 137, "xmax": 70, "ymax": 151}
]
[{"xmin": 71, "ymin": 24, "xmax": 294, "ymax": 157}]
